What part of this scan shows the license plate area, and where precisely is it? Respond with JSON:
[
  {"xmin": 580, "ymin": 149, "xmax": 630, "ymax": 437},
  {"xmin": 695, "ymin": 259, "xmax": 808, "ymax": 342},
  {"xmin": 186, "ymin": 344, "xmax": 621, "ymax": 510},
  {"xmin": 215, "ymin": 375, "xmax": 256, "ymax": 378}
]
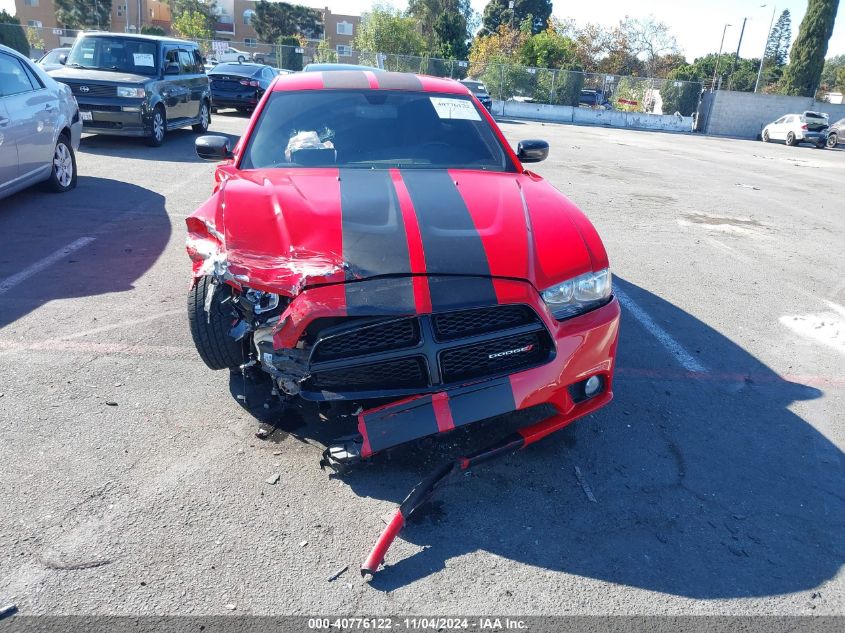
[{"xmin": 80, "ymin": 111, "xmax": 93, "ymax": 121}]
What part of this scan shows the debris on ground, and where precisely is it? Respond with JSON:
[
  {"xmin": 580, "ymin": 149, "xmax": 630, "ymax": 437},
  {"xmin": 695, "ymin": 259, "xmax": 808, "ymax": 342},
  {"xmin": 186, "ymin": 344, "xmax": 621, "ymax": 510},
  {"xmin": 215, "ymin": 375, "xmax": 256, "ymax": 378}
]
[
  {"xmin": 255, "ymin": 426, "xmax": 273, "ymax": 439},
  {"xmin": 105, "ymin": 401, "xmax": 118, "ymax": 406},
  {"xmin": 0, "ymin": 603, "xmax": 18, "ymax": 619},
  {"xmin": 299, "ymin": 540, "xmax": 308, "ymax": 547},
  {"xmin": 265, "ymin": 473, "xmax": 280, "ymax": 485},
  {"xmin": 735, "ymin": 183, "xmax": 761, "ymax": 190},
  {"xmin": 224, "ymin": 603, "xmax": 236, "ymax": 611},
  {"xmin": 574, "ymin": 466, "xmax": 598, "ymax": 503},
  {"xmin": 327, "ymin": 565, "xmax": 349, "ymax": 582}
]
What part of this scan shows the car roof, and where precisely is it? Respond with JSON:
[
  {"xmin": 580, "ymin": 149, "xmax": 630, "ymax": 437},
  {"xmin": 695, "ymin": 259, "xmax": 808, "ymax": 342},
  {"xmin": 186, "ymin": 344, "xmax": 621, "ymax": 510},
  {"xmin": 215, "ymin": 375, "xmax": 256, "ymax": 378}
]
[
  {"xmin": 303, "ymin": 63, "xmax": 383, "ymax": 72},
  {"xmin": 74, "ymin": 31, "xmax": 196, "ymax": 46},
  {"xmin": 272, "ymin": 70, "xmax": 471, "ymax": 95}
]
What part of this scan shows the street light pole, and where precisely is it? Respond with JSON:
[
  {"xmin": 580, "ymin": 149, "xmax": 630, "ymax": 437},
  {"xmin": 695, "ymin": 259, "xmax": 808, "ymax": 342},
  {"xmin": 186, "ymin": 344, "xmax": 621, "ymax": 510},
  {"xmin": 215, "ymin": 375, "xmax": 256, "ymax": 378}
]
[
  {"xmin": 712, "ymin": 23, "xmax": 732, "ymax": 92},
  {"xmin": 727, "ymin": 17, "xmax": 748, "ymax": 91},
  {"xmin": 754, "ymin": 5, "xmax": 777, "ymax": 92}
]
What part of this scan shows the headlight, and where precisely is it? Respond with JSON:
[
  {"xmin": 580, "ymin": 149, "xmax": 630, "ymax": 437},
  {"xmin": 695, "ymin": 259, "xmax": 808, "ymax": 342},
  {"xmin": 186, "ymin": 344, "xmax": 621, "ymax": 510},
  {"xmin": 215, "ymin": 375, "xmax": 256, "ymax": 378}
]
[
  {"xmin": 117, "ymin": 86, "xmax": 145, "ymax": 98},
  {"xmin": 542, "ymin": 269, "xmax": 612, "ymax": 320}
]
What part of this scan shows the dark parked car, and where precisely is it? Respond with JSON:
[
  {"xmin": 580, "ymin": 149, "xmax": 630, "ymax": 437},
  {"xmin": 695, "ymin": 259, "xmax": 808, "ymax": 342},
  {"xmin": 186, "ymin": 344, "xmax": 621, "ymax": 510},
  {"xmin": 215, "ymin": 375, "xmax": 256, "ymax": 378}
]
[
  {"xmin": 579, "ymin": 89, "xmax": 611, "ymax": 108},
  {"xmin": 207, "ymin": 62, "xmax": 277, "ymax": 113},
  {"xmin": 49, "ymin": 32, "xmax": 211, "ymax": 146},
  {"xmin": 460, "ymin": 78, "xmax": 492, "ymax": 111},
  {"xmin": 825, "ymin": 117, "xmax": 844, "ymax": 148}
]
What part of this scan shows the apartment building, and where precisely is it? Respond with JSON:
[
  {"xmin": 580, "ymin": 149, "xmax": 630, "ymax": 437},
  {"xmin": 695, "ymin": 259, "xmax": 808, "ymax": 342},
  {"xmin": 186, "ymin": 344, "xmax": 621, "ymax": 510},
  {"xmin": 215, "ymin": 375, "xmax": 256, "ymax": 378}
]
[
  {"xmin": 321, "ymin": 7, "xmax": 360, "ymax": 59},
  {"xmin": 13, "ymin": 0, "xmax": 171, "ymax": 52}
]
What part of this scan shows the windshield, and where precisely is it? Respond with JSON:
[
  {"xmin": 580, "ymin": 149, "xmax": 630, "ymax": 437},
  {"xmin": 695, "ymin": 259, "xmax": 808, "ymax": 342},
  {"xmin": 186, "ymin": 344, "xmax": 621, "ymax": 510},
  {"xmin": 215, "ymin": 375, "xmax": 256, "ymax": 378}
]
[
  {"xmin": 241, "ymin": 90, "xmax": 513, "ymax": 172},
  {"xmin": 66, "ymin": 36, "xmax": 159, "ymax": 75}
]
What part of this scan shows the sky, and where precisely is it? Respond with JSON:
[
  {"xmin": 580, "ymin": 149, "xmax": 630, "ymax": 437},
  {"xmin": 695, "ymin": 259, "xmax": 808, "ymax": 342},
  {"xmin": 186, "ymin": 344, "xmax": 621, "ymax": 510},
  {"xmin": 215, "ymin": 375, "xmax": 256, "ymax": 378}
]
[{"xmin": 2, "ymin": 0, "xmax": 843, "ymax": 60}]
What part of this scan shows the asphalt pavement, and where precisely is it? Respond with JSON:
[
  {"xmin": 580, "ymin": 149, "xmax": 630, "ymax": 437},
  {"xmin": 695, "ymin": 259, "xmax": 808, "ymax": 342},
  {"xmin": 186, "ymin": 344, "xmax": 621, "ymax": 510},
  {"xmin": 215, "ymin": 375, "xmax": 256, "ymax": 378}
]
[{"xmin": 0, "ymin": 112, "xmax": 843, "ymax": 615}]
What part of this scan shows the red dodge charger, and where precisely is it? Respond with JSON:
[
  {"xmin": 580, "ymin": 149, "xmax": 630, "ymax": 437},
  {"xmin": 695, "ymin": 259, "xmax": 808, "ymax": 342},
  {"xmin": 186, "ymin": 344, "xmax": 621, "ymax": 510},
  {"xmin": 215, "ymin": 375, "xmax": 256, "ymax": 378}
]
[{"xmin": 186, "ymin": 70, "xmax": 620, "ymax": 469}]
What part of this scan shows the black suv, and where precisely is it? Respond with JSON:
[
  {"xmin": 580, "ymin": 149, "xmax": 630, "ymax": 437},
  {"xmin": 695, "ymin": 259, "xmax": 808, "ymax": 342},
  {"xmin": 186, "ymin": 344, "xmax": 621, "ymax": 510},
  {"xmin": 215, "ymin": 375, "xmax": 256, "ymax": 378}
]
[{"xmin": 49, "ymin": 32, "xmax": 211, "ymax": 146}]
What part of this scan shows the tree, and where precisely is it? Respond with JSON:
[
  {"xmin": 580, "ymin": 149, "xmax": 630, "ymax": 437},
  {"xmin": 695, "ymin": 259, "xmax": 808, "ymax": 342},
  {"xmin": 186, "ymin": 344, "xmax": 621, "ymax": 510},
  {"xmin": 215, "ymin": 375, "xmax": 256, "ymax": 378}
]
[
  {"xmin": 250, "ymin": 0, "xmax": 323, "ymax": 44},
  {"xmin": 54, "ymin": 0, "xmax": 112, "ymax": 30},
  {"xmin": 25, "ymin": 25, "xmax": 45, "ymax": 55},
  {"xmin": 313, "ymin": 38, "xmax": 338, "ymax": 63},
  {"xmin": 660, "ymin": 79, "xmax": 701, "ymax": 116},
  {"xmin": 353, "ymin": 4, "xmax": 428, "ymax": 56},
  {"xmin": 469, "ymin": 24, "xmax": 528, "ymax": 78},
  {"xmin": 481, "ymin": 0, "xmax": 552, "ymax": 35},
  {"xmin": 518, "ymin": 24, "xmax": 579, "ymax": 70},
  {"xmin": 141, "ymin": 25, "xmax": 167, "ymax": 36},
  {"xmin": 821, "ymin": 54, "xmax": 845, "ymax": 91},
  {"xmin": 408, "ymin": 1, "xmax": 473, "ymax": 59},
  {"xmin": 782, "ymin": 0, "xmax": 840, "ymax": 96},
  {"xmin": 764, "ymin": 10, "xmax": 792, "ymax": 66},
  {"xmin": 172, "ymin": 10, "xmax": 212, "ymax": 41},
  {"xmin": 619, "ymin": 16, "xmax": 679, "ymax": 77},
  {"xmin": 168, "ymin": 0, "xmax": 216, "ymax": 40},
  {"xmin": 0, "ymin": 11, "xmax": 29, "ymax": 56},
  {"xmin": 279, "ymin": 35, "xmax": 304, "ymax": 71}
]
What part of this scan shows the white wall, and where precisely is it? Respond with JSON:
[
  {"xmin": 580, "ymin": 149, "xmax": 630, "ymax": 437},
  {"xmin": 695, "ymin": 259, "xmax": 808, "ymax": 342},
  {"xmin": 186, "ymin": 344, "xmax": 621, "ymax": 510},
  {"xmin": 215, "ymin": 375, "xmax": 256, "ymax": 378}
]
[{"xmin": 494, "ymin": 101, "xmax": 693, "ymax": 133}]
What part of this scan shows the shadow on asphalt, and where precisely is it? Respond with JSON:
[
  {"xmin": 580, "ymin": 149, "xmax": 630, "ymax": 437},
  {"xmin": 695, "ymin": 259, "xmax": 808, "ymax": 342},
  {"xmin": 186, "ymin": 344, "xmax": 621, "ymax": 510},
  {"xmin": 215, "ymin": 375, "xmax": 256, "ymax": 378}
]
[
  {"xmin": 79, "ymin": 127, "xmax": 241, "ymax": 163},
  {"xmin": 0, "ymin": 176, "xmax": 170, "ymax": 329},
  {"xmin": 229, "ymin": 276, "xmax": 844, "ymax": 599}
]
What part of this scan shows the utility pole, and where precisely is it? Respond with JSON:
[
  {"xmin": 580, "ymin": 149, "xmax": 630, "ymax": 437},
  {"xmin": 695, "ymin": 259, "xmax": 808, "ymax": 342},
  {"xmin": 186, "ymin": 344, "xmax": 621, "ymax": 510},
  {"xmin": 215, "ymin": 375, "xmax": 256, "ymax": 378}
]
[
  {"xmin": 509, "ymin": 0, "xmax": 515, "ymax": 29},
  {"xmin": 711, "ymin": 23, "xmax": 731, "ymax": 92},
  {"xmin": 754, "ymin": 5, "xmax": 777, "ymax": 92},
  {"xmin": 727, "ymin": 17, "xmax": 747, "ymax": 91}
]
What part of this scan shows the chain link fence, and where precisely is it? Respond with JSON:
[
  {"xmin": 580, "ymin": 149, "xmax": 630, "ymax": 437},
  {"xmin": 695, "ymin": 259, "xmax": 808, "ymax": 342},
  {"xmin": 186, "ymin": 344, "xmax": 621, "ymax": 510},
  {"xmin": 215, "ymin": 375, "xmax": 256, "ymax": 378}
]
[{"xmin": 3, "ymin": 22, "xmax": 703, "ymax": 116}]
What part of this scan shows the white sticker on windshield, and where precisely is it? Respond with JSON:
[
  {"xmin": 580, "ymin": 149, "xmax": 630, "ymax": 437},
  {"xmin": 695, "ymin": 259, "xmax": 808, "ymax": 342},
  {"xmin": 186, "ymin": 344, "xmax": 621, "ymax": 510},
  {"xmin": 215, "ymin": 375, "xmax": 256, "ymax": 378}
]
[
  {"xmin": 133, "ymin": 53, "xmax": 155, "ymax": 67},
  {"xmin": 429, "ymin": 97, "xmax": 481, "ymax": 121}
]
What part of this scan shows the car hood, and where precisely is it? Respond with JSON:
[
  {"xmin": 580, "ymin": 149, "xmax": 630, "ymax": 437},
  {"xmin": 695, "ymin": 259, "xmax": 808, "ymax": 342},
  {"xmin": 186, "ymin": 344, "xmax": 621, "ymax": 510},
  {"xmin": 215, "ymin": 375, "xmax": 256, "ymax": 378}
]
[
  {"xmin": 187, "ymin": 168, "xmax": 607, "ymax": 297},
  {"xmin": 48, "ymin": 67, "xmax": 152, "ymax": 84}
]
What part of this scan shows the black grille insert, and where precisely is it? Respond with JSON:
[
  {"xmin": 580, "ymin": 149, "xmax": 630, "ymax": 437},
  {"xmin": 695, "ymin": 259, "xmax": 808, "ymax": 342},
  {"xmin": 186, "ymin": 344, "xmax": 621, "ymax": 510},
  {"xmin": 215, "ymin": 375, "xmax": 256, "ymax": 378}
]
[
  {"xmin": 309, "ymin": 357, "xmax": 428, "ymax": 391},
  {"xmin": 440, "ymin": 332, "xmax": 550, "ymax": 383},
  {"xmin": 312, "ymin": 318, "xmax": 419, "ymax": 361},
  {"xmin": 60, "ymin": 82, "xmax": 116, "ymax": 98},
  {"xmin": 433, "ymin": 305, "xmax": 539, "ymax": 341}
]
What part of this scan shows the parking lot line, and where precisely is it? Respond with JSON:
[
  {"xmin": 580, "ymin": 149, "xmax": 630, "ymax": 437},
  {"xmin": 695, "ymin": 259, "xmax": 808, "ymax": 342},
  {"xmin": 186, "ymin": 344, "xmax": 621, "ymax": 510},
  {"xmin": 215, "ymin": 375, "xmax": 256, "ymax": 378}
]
[
  {"xmin": 614, "ymin": 287, "xmax": 707, "ymax": 373},
  {"xmin": 0, "ymin": 236, "xmax": 96, "ymax": 297}
]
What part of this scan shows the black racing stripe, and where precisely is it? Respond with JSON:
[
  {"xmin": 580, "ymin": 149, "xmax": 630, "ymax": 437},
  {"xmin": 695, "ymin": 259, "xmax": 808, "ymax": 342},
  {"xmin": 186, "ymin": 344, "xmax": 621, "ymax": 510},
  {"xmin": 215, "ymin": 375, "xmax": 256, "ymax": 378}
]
[
  {"xmin": 364, "ymin": 395, "xmax": 439, "ymax": 453},
  {"xmin": 400, "ymin": 170, "xmax": 498, "ymax": 310},
  {"xmin": 339, "ymin": 169, "xmax": 414, "ymax": 311},
  {"xmin": 321, "ymin": 70, "xmax": 371, "ymax": 90},
  {"xmin": 448, "ymin": 379, "xmax": 516, "ymax": 428},
  {"xmin": 344, "ymin": 278, "xmax": 416, "ymax": 315},
  {"xmin": 375, "ymin": 73, "xmax": 424, "ymax": 91}
]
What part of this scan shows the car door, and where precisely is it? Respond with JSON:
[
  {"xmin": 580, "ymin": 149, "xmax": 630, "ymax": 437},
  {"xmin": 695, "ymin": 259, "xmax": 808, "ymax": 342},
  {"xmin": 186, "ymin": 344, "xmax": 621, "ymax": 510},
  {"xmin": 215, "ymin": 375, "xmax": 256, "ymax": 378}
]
[
  {"xmin": 161, "ymin": 47, "xmax": 190, "ymax": 122},
  {"xmin": 179, "ymin": 48, "xmax": 206, "ymax": 119},
  {"xmin": 0, "ymin": 98, "xmax": 18, "ymax": 187},
  {"xmin": 0, "ymin": 51, "xmax": 56, "ymax": 182}
]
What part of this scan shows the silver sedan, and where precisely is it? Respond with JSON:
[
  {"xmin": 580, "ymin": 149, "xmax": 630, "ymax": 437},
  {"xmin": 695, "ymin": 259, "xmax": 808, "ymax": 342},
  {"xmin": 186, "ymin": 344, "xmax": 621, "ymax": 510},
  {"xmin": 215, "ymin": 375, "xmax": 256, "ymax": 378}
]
[{"xmin": 1, "ymin": 43, "xmax": 82, "ymax": 200}]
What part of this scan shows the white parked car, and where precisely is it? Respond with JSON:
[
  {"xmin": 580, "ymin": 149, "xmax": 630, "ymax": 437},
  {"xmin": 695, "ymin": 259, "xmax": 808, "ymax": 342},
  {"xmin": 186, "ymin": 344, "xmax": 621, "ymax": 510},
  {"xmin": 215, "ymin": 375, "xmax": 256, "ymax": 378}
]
[
  {"xmin": 209, "ymin": 46, "xmax": 252, "ymax": 64},
  {"xmin": 762, "ymin": 111, "xmax": 829, "ymax": 147},
  {"xmin": 1, "ymin": 44, "xmax": 82, "ymax": 200}
]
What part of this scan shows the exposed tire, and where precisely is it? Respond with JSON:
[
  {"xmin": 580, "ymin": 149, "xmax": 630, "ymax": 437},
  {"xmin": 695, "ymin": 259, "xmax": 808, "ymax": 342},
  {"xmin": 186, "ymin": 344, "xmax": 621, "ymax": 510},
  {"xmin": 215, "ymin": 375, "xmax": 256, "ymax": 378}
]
[
  {"xmin": 45, "ymin": 133, "xmax": 77, "ymax": 193},
  {"xmin": 786, "ymin": 131, "xmax": 797, "ymax": 146},
  {"xmin": 827, "ymin": 133, "xmax": 838, "ymax": 149},
  {"xmin": 237, "ymin": 55, "xmax": 246, "ymax": 63},
  {"xmin": 192, "ymin": 100, "xmax": 210, "ymax": 133},
  {"xmin": 188, "ymin": 276, "xmax": 244, "ymax": 370},
  {"xmin": 146, "ymin": 106, "xmax": 166, "ymax": 147},
  {"xmin": 762, "ymin": 129, "xmax": 770, "ymax": 142}
]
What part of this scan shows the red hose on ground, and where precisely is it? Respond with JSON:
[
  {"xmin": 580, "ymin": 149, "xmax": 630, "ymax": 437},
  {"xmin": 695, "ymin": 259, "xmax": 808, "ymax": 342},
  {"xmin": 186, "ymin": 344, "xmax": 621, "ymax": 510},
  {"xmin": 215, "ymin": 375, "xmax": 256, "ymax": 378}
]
[{"xmin": 361, "ymin": 509, "xmax": 405, "ymax": 577}]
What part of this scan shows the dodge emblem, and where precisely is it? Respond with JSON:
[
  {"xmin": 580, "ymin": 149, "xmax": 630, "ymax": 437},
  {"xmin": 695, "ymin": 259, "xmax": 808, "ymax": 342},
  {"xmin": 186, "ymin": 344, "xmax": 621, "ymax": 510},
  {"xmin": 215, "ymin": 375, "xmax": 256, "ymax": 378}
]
[{"xmin": 488, "ymin": 344, "xmax": 535, "ymax": 360}]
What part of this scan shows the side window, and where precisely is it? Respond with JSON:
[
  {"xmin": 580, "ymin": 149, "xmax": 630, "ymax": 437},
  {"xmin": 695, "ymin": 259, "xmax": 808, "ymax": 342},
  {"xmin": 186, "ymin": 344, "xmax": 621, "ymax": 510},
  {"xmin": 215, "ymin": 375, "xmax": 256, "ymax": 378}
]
[
  {"xmin": 177, "ymin": 50, "xmax": 195, "ymax": 74},
  {"xmin": 263, "ymin": 67, "xmax": 274, "ymax": 80},
  {"xmin": 22, "ymin": 62, "xmax": 44, "ymax": 89},
  {"xmin": 164, "ymin": 48, "xmax": 179, "ymax": 71},
  {"xmin": 0, "ymin": 53, "xmax": 35, "ymax": 97}
]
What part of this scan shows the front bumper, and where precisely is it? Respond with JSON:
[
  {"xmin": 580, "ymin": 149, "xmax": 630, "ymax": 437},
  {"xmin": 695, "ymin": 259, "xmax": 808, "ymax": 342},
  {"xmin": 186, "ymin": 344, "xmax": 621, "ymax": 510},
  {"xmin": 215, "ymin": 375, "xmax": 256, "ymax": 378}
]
[
  {"xmin": 266, "ymin": 276, "xmax": 620, "ymax": 458},
  {"xmin": 76, "ymin": 98, "xmax": 150, "ymax": 137}
]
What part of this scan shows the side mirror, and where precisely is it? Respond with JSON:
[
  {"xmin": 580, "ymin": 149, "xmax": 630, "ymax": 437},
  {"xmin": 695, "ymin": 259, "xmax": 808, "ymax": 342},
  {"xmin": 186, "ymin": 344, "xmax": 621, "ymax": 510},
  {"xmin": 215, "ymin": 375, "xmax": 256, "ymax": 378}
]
[
  {"xmin": 196, "ymin": 135, "xmax": 233, "ymax": 161},
  {"xmin": 517, "ymin": 139, "xmax": 549, "ymax": 163},
  {"xmin": 59, "ymin": 54, "xmax": 67, "ymax": 65},
  {"xmin": 164, "ymin": 63, "xmax": 180, "ymax": 75}
]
